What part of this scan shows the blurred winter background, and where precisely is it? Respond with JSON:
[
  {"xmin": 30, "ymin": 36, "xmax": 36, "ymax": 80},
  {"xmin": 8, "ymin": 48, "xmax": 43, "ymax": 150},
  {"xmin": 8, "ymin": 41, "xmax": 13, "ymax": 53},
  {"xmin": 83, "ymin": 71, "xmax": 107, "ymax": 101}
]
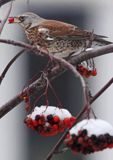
[{"xmin": 0, "ymin": 0, "xmax": 113, "ymax": 160}]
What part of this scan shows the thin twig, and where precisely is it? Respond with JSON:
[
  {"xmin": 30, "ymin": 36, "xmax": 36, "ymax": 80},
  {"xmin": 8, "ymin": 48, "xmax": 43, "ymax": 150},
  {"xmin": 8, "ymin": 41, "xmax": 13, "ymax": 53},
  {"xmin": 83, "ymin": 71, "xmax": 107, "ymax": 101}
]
[
  {"xmin": 90, "ymin": 77, "xmax": 113, "ymax": 104},
  {"xmin": 0, "ymin": 74, "xmax": 46, "ymax": 118},
  {"xmin": 0, "ymin": 1, "xmax": 13, "ymax": 34},
  {"xmin": 54, "ymin": 147, "xmax": 68, "ymax": 154},
  {"xmin": 0, "ymin": 49, "xmax": 25, "ymax": 84},
  {"xmin": 0, "ymin": 39, "xmax": 38, "ymax": 52}
]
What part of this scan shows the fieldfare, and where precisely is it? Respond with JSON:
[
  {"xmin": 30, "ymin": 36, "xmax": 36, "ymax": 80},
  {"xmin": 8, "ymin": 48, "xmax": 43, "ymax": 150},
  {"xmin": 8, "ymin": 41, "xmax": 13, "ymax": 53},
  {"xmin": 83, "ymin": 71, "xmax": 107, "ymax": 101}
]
[{"xmin": 8, "ymin": 12, "xmax": 111, "ymax": 58}]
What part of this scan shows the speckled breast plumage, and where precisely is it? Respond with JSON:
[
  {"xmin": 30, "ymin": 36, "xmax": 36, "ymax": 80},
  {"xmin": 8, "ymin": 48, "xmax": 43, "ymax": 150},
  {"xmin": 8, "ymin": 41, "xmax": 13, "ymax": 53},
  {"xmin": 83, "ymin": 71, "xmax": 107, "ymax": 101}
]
[{"xmin": 25, "ymin": 27, "xmax": 86, "ymax": 58}]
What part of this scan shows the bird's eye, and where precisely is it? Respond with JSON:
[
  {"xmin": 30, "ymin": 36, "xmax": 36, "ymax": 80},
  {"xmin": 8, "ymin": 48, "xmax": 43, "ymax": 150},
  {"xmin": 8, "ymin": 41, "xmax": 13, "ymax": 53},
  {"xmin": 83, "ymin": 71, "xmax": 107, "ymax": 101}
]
[{"xmin": 19, "ymin": 16, "xmax": 25, "ymax": 22}]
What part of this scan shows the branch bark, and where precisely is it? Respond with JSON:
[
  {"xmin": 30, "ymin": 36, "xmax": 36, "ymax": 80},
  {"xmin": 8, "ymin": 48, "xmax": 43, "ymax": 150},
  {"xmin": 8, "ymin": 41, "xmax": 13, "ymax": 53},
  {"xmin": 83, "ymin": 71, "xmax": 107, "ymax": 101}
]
[
  {"xmin": 0, "ymin": 1, "xmax": 13, "ymax": 34},
  {"xmin": 0, "ymin": 0, "xmax": 13, "ymax": 7},
  {"xmin": 0, "ymin": 38, "xmax": 113, "ymax": 66},
  {"xmin": 0, "ymin": 49, "xmax": 25, "ymax": 84}
]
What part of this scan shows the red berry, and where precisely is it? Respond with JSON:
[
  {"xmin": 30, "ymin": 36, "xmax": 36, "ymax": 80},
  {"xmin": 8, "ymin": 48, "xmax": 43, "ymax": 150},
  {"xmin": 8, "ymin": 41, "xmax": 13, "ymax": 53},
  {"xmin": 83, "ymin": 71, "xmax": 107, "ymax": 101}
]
[
  {"xmin": 72, "ymin": 149, "xmax": 77, "ymax": 155},
  {"xmin": 87, "ymin": 138, "xmax": 92, "ymax": 144},
  {"xmin": 70, "ymin": 117, "xmax": 76, "ymax": 124},
  {"xmin": 8, "ymin": 17, "xmax": 14, "ymax": 23},
  {"xmin": 53, "ymin": 116, "xmax": 60, "ymax": 123},
  {"xmin": 91, "ymin": 69, "xmax": 97, "ymax": 76},
  {"xmin": 38, "ymin": 119, "xmax": 43, "ymax": 125},
  {"xmin": 67, "ymin": 139, "xmax": 73, "ymax": 146},
  {"xmin": 63, "ymin": 118, "xmax": 71, "ymax": 127},
  {"xmin": 78, "ymin": 137, "xmax": 83, "ymax": 144},
  {"xmin": 52, "ymin": 124, "xmax": 59, "ymax": 131},
  {"xmin": 32, "ymin": 120, "xmax": 38, "ymax": 126},
  {"xmin": 66, "ymin": 133, "xmax": 71, "ymax": 139},
  {"xmin": 78, "ymin": 130, "xmax": 82, "ymax": 135},
  {"xmin": 24, "ymin": 117, "xmax": 32, "ymax": 125},
  {"xmin": 108, "ymin": 144, "xmax": 113, "ymax": 148},
  {"xmin": 58, "ymin": 126, "xmax": 64, "ymax": 132}
]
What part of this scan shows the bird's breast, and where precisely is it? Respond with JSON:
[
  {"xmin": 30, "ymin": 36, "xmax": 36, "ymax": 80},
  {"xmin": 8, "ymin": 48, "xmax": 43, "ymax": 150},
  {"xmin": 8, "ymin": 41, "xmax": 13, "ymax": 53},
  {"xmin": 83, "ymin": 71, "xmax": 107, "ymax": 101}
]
[{"xmin": 46, "ymin": 38, "xmax": 86, "ymax": 57}]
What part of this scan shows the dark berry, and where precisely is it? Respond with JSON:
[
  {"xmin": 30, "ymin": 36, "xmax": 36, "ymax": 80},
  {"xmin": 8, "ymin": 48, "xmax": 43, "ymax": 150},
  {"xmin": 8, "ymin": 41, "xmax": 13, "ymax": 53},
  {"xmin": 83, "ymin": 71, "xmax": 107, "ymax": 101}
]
[
  {"xmin": 73, "ymin": 141, "xmax": 82, "ymax": 148},
  {"xmin": 47, "ymin": 114, "xmax": 53, "ymax": 121},
  {"xmin": 98, "ymin": 135, "xmax": 106, "ymax": 143},
  {"xmin": 91, "ymin": 135, "xmax": 97, "ymax": 141},
  {"xmin": 35, "ymin": 115, "xmax": 40, "ymax": 120},
  {"xmin": 45, "ymin": 127, "xmax": 51, "ymax": 132},
  {"xmin": 85, "ymin": 147, "xmax": 94, "ymax": 154},
  {"xmin": 71, "ymin": 134, "xmax": 76, "ymax": 140},
  {"xmin": 105, "ymin": 133, "xmax": 110, "ymax": 138},
  {"xmin": 107, "ymin": 137, "xmax": 112, "ymax": 144},
  {"xmin": 35, "ymin": 125, "xmax": 43, "ymax": 132},
  {"xmin": 82, "ymin": 129, "xmax": 88, "ymax": 136}
]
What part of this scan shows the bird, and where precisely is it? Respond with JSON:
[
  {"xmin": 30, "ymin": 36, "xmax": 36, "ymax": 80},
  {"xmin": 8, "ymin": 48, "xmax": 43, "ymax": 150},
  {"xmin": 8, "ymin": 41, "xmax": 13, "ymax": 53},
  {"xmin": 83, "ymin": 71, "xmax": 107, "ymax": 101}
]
[{"xmin": 8, "ymin": 12, "xmax": 111, "ymax": 58}]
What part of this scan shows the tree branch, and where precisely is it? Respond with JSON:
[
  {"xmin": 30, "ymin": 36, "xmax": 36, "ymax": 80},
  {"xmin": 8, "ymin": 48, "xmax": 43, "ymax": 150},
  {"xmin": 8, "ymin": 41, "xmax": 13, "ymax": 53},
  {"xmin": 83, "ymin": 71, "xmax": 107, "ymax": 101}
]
[
  {"xmin": 0, "ymin": 1, "xmax": 13, "ymax": 34},
  {"xmin": 0, "ymin": 74, "xmax": 46, "ymax": 118},
  {"xmin": 90, "ymin": 77, "xmax": 113, "ymax": 104},
  {"xmin": 71, "ymin": 44, "xmax": 113, "ymax": 65},
  {"xmin": 0, "ymin": 49, "xmax": 25, "ymax": 84},
  {"xmin": 0, "ymin": 38, "xmax": 113, "ymax": 66},
  {"xmin": 0, "ymin": 0, "xmax": 13, "ymax": 7}
]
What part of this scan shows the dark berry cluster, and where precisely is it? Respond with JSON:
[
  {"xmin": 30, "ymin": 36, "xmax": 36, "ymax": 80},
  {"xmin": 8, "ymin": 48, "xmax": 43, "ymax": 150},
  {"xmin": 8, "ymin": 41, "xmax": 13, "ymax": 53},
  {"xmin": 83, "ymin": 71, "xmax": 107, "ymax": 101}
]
[
  {"xmin": 64, "ymin": 119, "xmax": 113, "ymax": 154},
  {"xmin": 65, "ymin": 131, "xmax": 113, "ymax": 154}
]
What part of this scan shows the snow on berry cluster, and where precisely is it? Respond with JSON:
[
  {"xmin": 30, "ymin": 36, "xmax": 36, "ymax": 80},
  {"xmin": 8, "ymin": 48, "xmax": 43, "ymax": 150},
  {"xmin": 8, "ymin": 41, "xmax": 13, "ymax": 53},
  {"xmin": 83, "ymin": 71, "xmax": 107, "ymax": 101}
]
[
  {"xmin": 64, "ymin": 119, "xmax": 113, "ymax": 154},
  {"xmin": 24, "ymin": 105, "xmax": 76, "ymax": 136}
]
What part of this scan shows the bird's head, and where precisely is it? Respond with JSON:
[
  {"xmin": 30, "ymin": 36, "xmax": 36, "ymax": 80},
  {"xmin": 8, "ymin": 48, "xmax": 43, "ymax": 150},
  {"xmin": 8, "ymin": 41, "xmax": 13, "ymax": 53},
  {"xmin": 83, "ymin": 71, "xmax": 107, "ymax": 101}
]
[{"xmin": 8, "ymin": 12, "xmax": 44, "ymax": 29}]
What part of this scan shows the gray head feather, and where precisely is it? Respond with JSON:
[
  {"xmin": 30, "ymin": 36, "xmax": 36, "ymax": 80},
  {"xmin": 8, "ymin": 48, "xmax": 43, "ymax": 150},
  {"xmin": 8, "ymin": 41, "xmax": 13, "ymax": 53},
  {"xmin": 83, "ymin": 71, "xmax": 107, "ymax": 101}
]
[{"xmin": 17, "ymin": 12, "xmax": 44, "ymax": 28}]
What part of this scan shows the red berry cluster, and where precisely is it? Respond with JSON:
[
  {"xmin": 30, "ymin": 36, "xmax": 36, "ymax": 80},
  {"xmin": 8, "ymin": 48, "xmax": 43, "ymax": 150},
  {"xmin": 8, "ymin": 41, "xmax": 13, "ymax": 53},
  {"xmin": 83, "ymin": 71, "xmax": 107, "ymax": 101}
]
[
  {"xmin": 65, "ymin": 130, "xmax": 113, "ymax": 154},
  {"xmin": 24, "ymin": 106, "xmax": 76, "ymax": 136},
  {"xmin": 76, "ymin": 65, "xmax": 97, "ymax": 78}
]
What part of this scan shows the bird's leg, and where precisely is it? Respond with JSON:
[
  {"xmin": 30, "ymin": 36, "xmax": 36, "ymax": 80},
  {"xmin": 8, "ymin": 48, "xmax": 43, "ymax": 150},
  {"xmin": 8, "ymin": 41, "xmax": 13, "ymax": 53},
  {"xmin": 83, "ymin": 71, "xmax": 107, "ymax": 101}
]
[{"xmin": 64, "ymin": 51, "xmax": 76, "ymax": 60}]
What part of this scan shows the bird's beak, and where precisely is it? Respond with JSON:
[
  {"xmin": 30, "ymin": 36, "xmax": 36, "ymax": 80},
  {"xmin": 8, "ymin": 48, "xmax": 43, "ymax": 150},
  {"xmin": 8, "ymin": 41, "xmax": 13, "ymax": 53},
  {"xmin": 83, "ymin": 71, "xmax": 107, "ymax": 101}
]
[{"xmin": 8, "ymin": 17, "xmax": 21, "ymax": 24}]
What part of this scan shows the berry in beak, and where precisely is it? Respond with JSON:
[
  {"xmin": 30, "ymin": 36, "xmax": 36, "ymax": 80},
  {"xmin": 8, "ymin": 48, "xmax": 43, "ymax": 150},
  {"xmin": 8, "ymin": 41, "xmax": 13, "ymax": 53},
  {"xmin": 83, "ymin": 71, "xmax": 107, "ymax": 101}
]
[
  {"xmin": 8, "ymin": 17, "xmax": 21, "ymax": 23},
  {"xmin": 8, "ymin": 17, "xmax": 14, "ymax": 23}
]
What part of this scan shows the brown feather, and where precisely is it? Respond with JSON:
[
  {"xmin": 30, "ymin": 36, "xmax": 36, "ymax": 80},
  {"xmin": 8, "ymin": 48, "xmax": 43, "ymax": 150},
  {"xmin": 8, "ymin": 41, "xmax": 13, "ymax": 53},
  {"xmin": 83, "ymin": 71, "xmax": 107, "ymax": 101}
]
[{"xmin": 38, "ymin": 20, "xmax": 92, "ymax": 38}]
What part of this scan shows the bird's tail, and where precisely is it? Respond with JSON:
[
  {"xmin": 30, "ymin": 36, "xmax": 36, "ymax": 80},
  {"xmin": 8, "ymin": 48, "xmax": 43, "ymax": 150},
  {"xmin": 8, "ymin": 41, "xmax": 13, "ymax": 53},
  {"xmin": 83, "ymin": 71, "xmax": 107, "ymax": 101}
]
[
  {"xmin": 93, "ymin": 34, "xmax": 112, "ymax": 46},
  {"xmin": 92, "ymin": 36, "xmax": 112, "ymax": 48}
]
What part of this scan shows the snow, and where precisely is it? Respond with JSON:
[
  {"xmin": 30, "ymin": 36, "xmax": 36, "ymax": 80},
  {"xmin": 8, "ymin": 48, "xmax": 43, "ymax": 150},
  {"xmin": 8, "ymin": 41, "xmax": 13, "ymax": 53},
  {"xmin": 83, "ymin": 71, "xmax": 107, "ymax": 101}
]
[
  {"xmin": 86, "ymin": 48, "xmax": 93, "ymax": 51},
  {"xmin": 70, "ymin": 119, "xmax": 113, "ymax": 137},
  {"xmin": 28, "ymin": 105, "xmax": 72, "ymax": 120}
]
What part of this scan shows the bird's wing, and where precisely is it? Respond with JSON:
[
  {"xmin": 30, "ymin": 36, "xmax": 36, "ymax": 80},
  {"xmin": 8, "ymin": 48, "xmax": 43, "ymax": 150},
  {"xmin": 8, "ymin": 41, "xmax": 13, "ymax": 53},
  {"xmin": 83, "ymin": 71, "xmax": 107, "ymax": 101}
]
[{"xmin": 36, "ymin": 20, "xmax": 102, "ymax": 39}]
